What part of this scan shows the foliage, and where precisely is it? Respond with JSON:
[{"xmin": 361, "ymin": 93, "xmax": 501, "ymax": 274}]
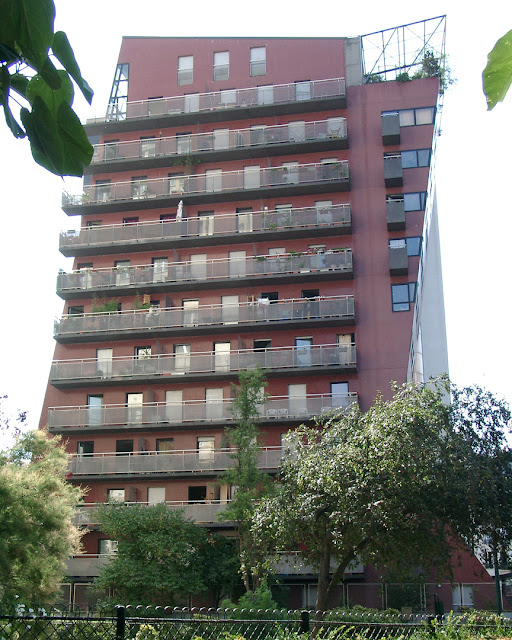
[
  {"xmin": 411, "ymin": 50, "xmax": 454, "ymax": 93},
  {"xmin": 0, "ymin": 0, "xmax": 93, "ymax": 175},
  {"xmin": 219, "ymin": 369, "xmax": 272, "ymax": 593},
  {"xmin": 0, "ymin": 426, "xmax": 82, "ymax": 604},
  {"xmin": 252, "ymin": 379, "xmax": 471, "ymax": 612},
  {"xmin": 95, "ymin": 504, "xmax": 239, "ymax": 606},
  {"xmin": 483, "ymin": 29, "xmax": 512, "ymax": 110},
  {"xmin": 221, "ymin": 586, "xmax": 280, "ymax": 612},
  {"xmin": 91, "ymin": 296, "xmax": 120, "ymax": 314},
  {"xmin": 451, "ymin": 385, "xmax": 512, "ymax": 583},
  {"xmin": 396, "ymin": 72, "xmax": 411, "ymax": 83}
]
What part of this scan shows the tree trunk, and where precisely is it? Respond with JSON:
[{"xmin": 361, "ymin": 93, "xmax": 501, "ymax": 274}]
[{"xmin": 315, "ymin": 535, "xmax": 332, "ymax": 611}]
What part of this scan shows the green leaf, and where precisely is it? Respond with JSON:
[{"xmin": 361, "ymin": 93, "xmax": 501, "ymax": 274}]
[
  {"xmin": 483, "ymin": 29, "xmax": 512, "ymax": 110},
  {"xmin": 0, "ymin": 0, "xmax": 55, "ymax": 71},
  {"xmin": 26, "ymin": 69, "xmax": 73, "ymax": 117},
  {"xmin": 52, "ymin": 31, "xmax": 94, "ymax": 104},
  {"xmin": 9, "ymin": 72, "xmax": 29, "ymax": 98},
  {"xmin": 55, "ymin": 100, "xmax": 94, "ymax": 175},
  {"xmin": 20, "ymin": 98, "xmax": 64, "ymax": 175},
  {"xmin": 38, "ymin": 54, "xmax": 63, "ymax": 90},
  {"xmin": 0, "ymin": 42, "xmax": 18, "ymax": 65},
  {"xmin": 0, "ymin": 65, "xmax": 26, "ymax": 137}
]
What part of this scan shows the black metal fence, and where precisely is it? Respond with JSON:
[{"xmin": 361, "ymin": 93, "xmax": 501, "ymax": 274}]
[{"xmin": 0, "ymin": 607, "xmax": 510, "ymax": 640}]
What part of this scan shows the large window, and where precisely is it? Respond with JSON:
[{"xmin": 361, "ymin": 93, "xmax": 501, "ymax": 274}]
[
  {"xmin": 391, "ymin": 283, "xmax": 417, "ymax": 312},
  {"xmin": 382, "ymin": 107, "xmax": 435, "ymax": 126},
  {"xmin": 98, "ymin": 539, "xmax": 118, "ymax": 555},
  {"xmin": 250, "ymin": 47, "xmax": 266, "ymax": 76},
  {"xmin": 178, "ymin": 55, "xmax": 193, "ymax": 85},
  {"xmin": 389, "ymin": 237, "xmax": 422, "ymax": 256},
  {"xmin": 401, "ymin": 149, "xmax": 431, "ymax": 168},
  {"xmin": 403, "ymin": 191, "xmax": 427, "ymax": 211},
  {"xmin": 213, "ymin": 51, "xmax": 229, "ymax": 81}
]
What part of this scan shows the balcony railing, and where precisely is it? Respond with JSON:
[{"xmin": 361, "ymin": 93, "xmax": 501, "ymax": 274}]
[
  {"xmin": 69, "ymin": 446, "xmax": 282, "ymax": 477},
  {"xmin": 54, "ymin": 296, "xmax": 355, "ymax": 340},
  {"xmin": 50, "ymin": 343, "xmax": 357, "ymax": 385},
  {"xmin": 91, "ymin": 118, "xmax": 348, "ymax": 164},
  {"xmin": 62, "ymin": 161, "xmax": 350, "ymax": 209},
  {"xmin": 72, "ymin": 501, "xmax": 230, "ymax": 526},
  {"xmin": 48, "ymin": 392, "xmax": 359, "ymax": 429},
  {"xmin": 56, "ymin": 249, "xmax": 353, "ymax": 295},
  {"xmin": 89, "ymin": 77, "xmax": 346, "ymax": 124},
  {"xmin": 59, "ymin": 204, "xmax": 351, "ymax": 254}
]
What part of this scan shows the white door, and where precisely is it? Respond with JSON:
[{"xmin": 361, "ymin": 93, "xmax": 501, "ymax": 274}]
[
  {"xmin": 229, "ymin": 250, "xmax": 246, "ymax": 277},
  {"xmin": 87, "ymin": 395, "xmax": 103, "ymax": 426},
  {"xmin": 127, "ymin": 393, "xmax": 143, "ymax": 424},
  {"xmin": 213, "ymin": 129, "xmax": 230, "ymax": 150},
  {"xmin": 205, "ymin": 169, "xmax": 222, "ymax": 192},
  {"xmin": 331, "ymin": 382, "xmax": 349, "ymax": 409},
  {"xmin": 295, "ymin": 338, "xmax": 312, "ymax": 367},
  {"xmin": 338, "ymin": 334, "xmax": 352, "ymax": 365},
  {"xmin": 206, "ymin": 388, "xmax": 224, "ymax": 420},
  {"xmin": 97, "ymin": 348, "xmax": 113, "ymax": 377},
  {"xmin": 184, "ymin": 93, "xmax": 199, "ymax": 112},
  {"xmin": 244, "ymin": 165, "xmax": 260, "ymax": 189},
  {"xmin": 257, "ymin": 85, "xmax": 273, "ymax": 105},
  {"xmin": 165, "ymin": 389, "xmax": 183, "ymax": 421},
  {"xmin": 237, "ymin": 211, "xmax": 253, "ymax": 233},
  {"xmin": 315, "ymin": 199, "xmax": 333, "ymax": 224},
  {"xmin": 282, "ymin": 161, "xmax": 299, "ymax": 184},
  {"xmin": 288, "ymin": 384, "xmax": 307, "ymax": 416},
  {"xmin": 148, "ymin": 487, "xmax": 166, "ymax": 505},
  {"xmin": 174, "ymin": 344, "xmax": 190, "ymax": 374},
  {"xmin": 214, "ymin": 342, "xmax": 231, "ymax": 372},
  {"xmin": 288, "ymin": 121, "xmax": 305, "ymax": 142},
  {"xmin": 183, "ymin": 299, "xmax": 199, "ymax": 326},
  {"xmin": 190, "ymin": 253, "xmax": 207, "ymax": 280},
  {"xmin": 198, "ymin": 436, "xmax": 215, "ymax": 464},
  {"xmin": 153, "ymin": 257, "xmax": 168, "ymax": 282},
  {"xmin": 115, "ymin": 261, "xmax": 130, "ymax": 286},
  {"xmin": 221, "ymin": 295, "xmax": 239, "ymax": 325},
  {"xmin": 198, "ymin": 212, "xmax": 214, "ymax": 236}
]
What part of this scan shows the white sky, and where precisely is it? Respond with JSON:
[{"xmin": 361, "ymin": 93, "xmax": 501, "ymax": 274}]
[{"xmin": 0, "ymin": 0, "xmax": 511, "ymax": 441}]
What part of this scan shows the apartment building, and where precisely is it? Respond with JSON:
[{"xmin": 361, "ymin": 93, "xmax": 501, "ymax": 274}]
[{"xmin": 40, "ymin": 20, "xmax": 489, "ymax": 609}]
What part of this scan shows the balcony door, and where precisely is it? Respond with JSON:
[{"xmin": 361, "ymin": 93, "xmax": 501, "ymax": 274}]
[
  {"xmin": 338, "ymin": 334, "xmax": 352, "ymax": 365},
  {"xmin": 87, "ymin": 395, "xmax": 103, "ymax": 427},
  {"xmin": 205, "ymin": 388, "xmax": 223, "ymax": 420},
  {"xmin": 229, "ymin": 250, "xmax": 246, "ymax": 277},
  {"xmin": 148, "ymin": 487, "xmax": 166, "ymax": 505},
  {"xmin": 288, "ymin": 120, "xmax": 305, "ymax": 142},
  {"xmin": 174, "ymin": 344, "xmax": 190, "ymax": 374},
  {"xmin": 183, "ymin": 299, "xmax": 199, "ymax": 326},
  {"xmin": 331, "ymin": 382, "xmax": 349, "ymax": 409},
  {"xmin": 295, "ymin": 338, "xmax": 312, "ymax": 367},
  {"xmin": 214, "ymin": 342, "xmax": 231, "ymax": 372},
  {"xmin": 243, "ymin": 165, "xmax": 260, "ymax": 189},
  {"xmin": 96, "ymin": 348, "xmax": 113, "ymax": 377},
  {"xmin": 288, "ymin": 384, "xmax": 307, "ymax": 416},
  {"xmin": 165, "ymin": 389, "xmax": 183, "ymax": 422},
  {"xmin": 126, "ymin": 393, "xmax": 143, "ymax": 424},
  {"xmin": 221, "ymin": 295, "xmax": 239, "ymax": 325},
  {"xmin": 198, "ymin": 436, "xmax": 215, "ymax": 465},
  {"xmin": 190, "ymin": 253, "xmax": 207, "ymax": 280},
  {"xmin": 152, "ymin": 257, "xmax": 168, "ymax": 283}
]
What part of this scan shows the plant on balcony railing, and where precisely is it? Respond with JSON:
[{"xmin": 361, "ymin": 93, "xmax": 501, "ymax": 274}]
[{"xmin": 91, "ymin": 296, "xmax": 120, "ymax": 313}]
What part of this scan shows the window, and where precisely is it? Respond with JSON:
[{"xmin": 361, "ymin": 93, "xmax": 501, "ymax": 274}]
[
  {"xmin": 152, "ymin": 257, "xmax": 168, "ymax": 282},
  {"xmin": 87, "ymin": 395, "xmax": 103, "ymax": 426},
  {"xmin": 213, "ymin": 128, "xmax": 229, "ymax": 150},
  {"xmin": 123, "ymin": 216, "xmax": 139, "ymax": 226},
  {"xmin": 302, "ymin": 289, "xmax": 319, "ymax": 299},
  {"xmin": 243, "ymin": 165, "xmax": 260, "ymax": 189},
  {"xmin": 140, "ymin": 136, "xmax": 156, "ymax": 157},
  {"xmin": 106, "ymin": 488, "xmax": 125, "ymax": 503},
  {"xmin": 389, "ymin": 237, "xmax": 421, "ymax": 256},
  {"xmin": 188, "ymin": 486, "xmax": 207, "ymax": 502},
  {"xmin": 382, "ymin": 107, "xmax": 435, "ymax": 127},
  {"xmin": 98, "ymin": 539, "xmax": 118, "ymax": 555},
  {"xmin": 295, "ymin": 337, "xmax": 313, "ymax": 367},
  {"xmin": 197, "ymin": 437, "xmax": 215, "ymax": 463},
  {"xmin": 131, "ymin": 176, "xmax": 148, "ymax": 199},
  {"xmin": 198, "ymin": 211, "xmax": 214, "ymax": 236},
  {"xmin": 104, "ymin": 140, "xmax": 119, "ymax": 161},
  {"xmin": 295, "ymin": 81, "xmax": 311, "ymax": 101},
  {"xmin": 169, "ymin": 172, "xmax": 184, "ymax": 194},
  {"xmin": 205, "ymin": 169, "xmax": 222, "ymax": 192},
  {"xmin": 116, "ymin": 440, "xmax": 133, "ymax": 455},
  {"xmin": 254, "ymin": 339, "xmax": 271, "ymax": 352},
  {"xmin": 68, "ymin": 305, "xmax": 84, "ymax": 315},
  {"xmin": 261, "ymin": 292, "xmax": 278, "ymax": 303},
  {"xmin": 178, "ymin": 55, "xmax": 193, "ymax": 85},
  {"xmin": 213, "ymin": 51, "xmax": 229, "ymax": 81},
  {"xmin": 237, "ymin": 207, "xmax": 253, "ymax": 233},
  {"xmin": 220, "ymin": 89, "xmax": 236, "ymax": 105},
  {"xmin": 126, "ymin": 393, "xmax": 143, "ymax": 424},
  {"xmin": 176, "ymin": 132, "xmax": 191, "ymax": 154},
  {"xmin": 183, "ymin": 299, "xmax": 199, "ymax": 326},
  {"xmin": 331, "ymin": 382, "xmax": 349, "ymax": 408},
  {"xmin": 115, "ymin": 259, "xmax": 130, "ymax": 286},
  {"xmin": 403, "ymin": 192, "xmax": 427, "ymax": 211},
  {"xmin": 326, "ymin": 117, "xmax": 344, "ymax": 138},
  {"xmin": 95, "ymin": 179, "xmax": 111, "ymax": 202},
  {"xmin": 148, "ymin": 487, "xmax": 166, "ymax": 505},
  {"xmin": 174, "ymin": 344, "xmax": 191, "ymax": 373},
  {"xmin": 135, "ymin": 346, "xmax": 151, "ymax": 358},
  {"xmin": 257, "ymin": 85, "xmax": 273, "ymax": 105},
  {"xmin": 391, "ymin": 283, "xmax": 417, "ymax": 312},
  {"xmin": 156, "ymin": 438, "xmax": 174, "ymax": 453},
  {"xmin": 250, "ymin": 47, "xmax": 266, "ymax": 76},
  {"xmin": 86, "ymin": 219, "xmax": 102, "ymax": 228},
  {"xmin": 401, "ymin": 149, "xmax": 431, "ymax": 168},
  {"xmin": 184, "ymin": 93, "xmax": 199, "ymax": 112},
  {"xmin": 77, "ymin": 441, "xmax": 94, "ymax": 456}
]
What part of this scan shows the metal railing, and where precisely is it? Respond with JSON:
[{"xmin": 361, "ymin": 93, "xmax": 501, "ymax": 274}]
[
  {"xmin": 89, "ymin": 77, "xmax": 346, "ymax": 123},
  {"xmin": 54, "ymin": 295, "xmax": 355, "ymax": 339},
  {"xmin": 72, "ymin": 501, "xmax": 230, "ymax": 526},
  {"xmin": 62, "ymin": 161, "xmax": 350, "ymax": 207},
  {"xmin": 91, "ymin": 118, "xmax": 347, "ymax": 164},
  {"xmin": 59, "ymin": 203, "xmax": 351, "ymax": 251},
  {"xmin": 56, "ymin": 250, "xmax": 353, "ymax": 293},
  {"xmin": 50, "ymin": 343, "xmax": 357, "ymax": 383},
  {"xmin": 47, "ymin": 392, "xmax": 359, "ymax": 429},
  {"xmin": 69, "ymin": 446, "xmax": 282, "ymax": 476}
]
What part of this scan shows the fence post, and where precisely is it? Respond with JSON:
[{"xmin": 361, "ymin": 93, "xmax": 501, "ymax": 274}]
[
  {"xmin": 116, "ymin": 605, "xmax": 126, "ymax": 640},
  {"xmin": 300, "ymin": 610, "xmax": 310, "ymax": 634}
]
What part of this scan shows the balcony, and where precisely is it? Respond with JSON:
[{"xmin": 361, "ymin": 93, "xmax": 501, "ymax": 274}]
[
  {"xmin": 47, "ymin": 392, "xmax": 359, "ymax": 432},
  {"xmin": 56, "ymin": 249, "xmax": 353, "ymax": 299},
  {"xmin": 68, "ymin": 446, "xmax": 282, "ymax": 478},
  {"xmin": 89, "ymin": 119, "xmax": 348, "ymax": 172},
  {"xmin": 72, "ymin": 501, "xmax": 231, "ymax": 528},
  {"xmin": 84, "ymin": 77, "xmax": 347, "ymax": 135},
  {"xmin": 59, "ymin": 203, "xmax": 352, "ymax": 257},
  {"xmin": 54, "ymin": 295, "xmax": 355, "ymax": 343},
  {"xmin": 61, "ymin": 161, "xmax": 350, "ymax": 215},
  {"xmin": 386, "ymin": 199, "xmax": 406, "ymax": 231},
  {"xmin": 389, "ymin": 245, "xmax": 409, "ymax": 276},
  {"xmin": 384, "ymin": 155, "xmax": 403, "ymax": 187},
  {"xmin": 50, "ymin": 343, "xmax": 357, "ymax": 388},
  {"xmin": 381, "ymin": 112, "xmax": 400, "ymax": 145}
]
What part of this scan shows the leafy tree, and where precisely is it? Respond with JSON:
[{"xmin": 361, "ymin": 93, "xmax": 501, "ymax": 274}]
[
  {"xmin": 0, "ymin": 425, "xmax": 82, "ymax": 604},
  {"xmin": 0, "ymin": 0, "xmax": 94, "ymax": 175},
  {"xmin": 95, "ymin": 503, "xmax": 239, "ymax": 605},
  {"xmin": 219, "ymin": 368, "xmax": 272, "ymax": 593},
  {"xmin": 252, "ymin": 379, "xmax": 471, "ymax": 612},
  {"xmin": 483, "ymin": 29, "xmax": 512, "ymax": 110},
  {"xmin": 451, "ymin": 384, "xmax": 512, "ymax": 614}
]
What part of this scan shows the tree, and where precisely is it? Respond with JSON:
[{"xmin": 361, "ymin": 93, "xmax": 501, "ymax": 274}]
[
  {"xmin": 0, "ymin": 0, "xmax": 94, "ymax": 175},
  {"xmin": 0, "ymin": 426, "xmax": 82, "ymax": 604},
  {"xmin": 95, "ymin": 503, "xmax": 239, "ymax": 606},
  {"xmin": 218, "ymin": 368, "xmax": 272, "ymax": 593},
  {"xmin": 483, "ymin": 29, "xmax": 512, "ymax": 110},
  {"xmin": 451, "ymin": 384, "xmax": 512, "ymax": 614},
  {"xmin": 252, "ymin": 379, "xmax": 471, "ymax": 612}
]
